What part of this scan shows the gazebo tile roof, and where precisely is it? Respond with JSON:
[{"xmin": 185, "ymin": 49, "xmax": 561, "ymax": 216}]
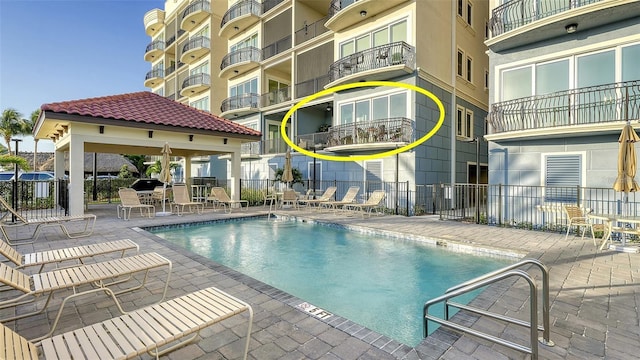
[{"xmin": 41, "ymin": 92, "xmax": 261, "ymax": 136}]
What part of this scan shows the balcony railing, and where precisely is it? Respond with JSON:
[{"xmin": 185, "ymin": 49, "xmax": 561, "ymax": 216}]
[
  {"xmin": 241, "ymin": 141, "xmax": 261, "ymax": 157},
  {"xmin": 145, "ymin": 40, "xmax": 165, "ymax": 53},
  {"xmin": 221, "ymin": 0, "xmax": 261, "ymax": 29},
  {"xmin": 220, "ymin": 93, "xmax": 260, "ymax": 113},
  {"xmin": 145, "ymin": 69, "xmax": 164, "ymax": 80},
  {"xmin": 183, "ymin": 0, "xmax": 210, "ymax": 19},
  {"xmin": 262, "ymin": 35, "xmax": 291, "ymax": 60},
  {"xmin": 328, "ymin": 0, "xmax": 357, "ymax": 18},
  {"xmin": 181, "ymin": 73, "xmax": 211, "ymax": 90},
  {"xmin": 220, "ymin": 47, "xmax": 262, "ymax": 71},
  {"xmin": 166, "ymin": 65, "xmax": 176, "ymax": 76},
  {"xmin": 329, "ymin": 41, "xmax": 415, "ymax": 82},
  {"xmin": 295, "ymin": 75, "xmax": 331, "ymax": 99},
  {"xmin": 262, "ymin": 0, "xmax": 284, "ymax": 13},
  {"xmin": 261, "ymin": 87, "xmax": 291, "ymax": 107},
  {"xmin": 296, "ymin": 132, "xmax": 331, "ymax": 151},
  {"xmin": 488, "ymin": 80, "xmax": 640, "ymax": 134},
  {"xmin": 489, "ymin": 0, "xmax": 603, "ymax": 37},
  {"xmin": 295, "ymin": 17, "xmax": 329, "ymax": 45},
  {"xmin": 183, "ymin": 36, "xmax": 210, "ymax": 53},
  {"xmin": 327, "ymin": 117, "xmax": 414, "ymax": 147}
]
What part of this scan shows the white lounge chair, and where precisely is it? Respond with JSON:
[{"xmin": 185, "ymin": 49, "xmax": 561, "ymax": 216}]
[
  {"xmin": 343, "ymin": 190, "xmax": 386, "ymax": 217},
  {"xmin": 209, "ymin": 187, "xmax": 248, "ymax": 213},
  {"xmin": 279, "ymin": 189, "xmax": 300, "ymax": 210},
  {"xmin": 298, "ymin": 186, "xmax": 337, "ymax": 209},
  {"xmin": 0, "ymin": 197, "xmax": 96, "ymax": 244},
  {"xmin": 117, "ymin": 188, "xmax": 155, "ymax": 220},
  {"xmin": 0, "ymin": 237, "xmax": 138, "ymax": 273},
  {"xmin": 171, "ymin": 184, "xmax": 204, "ymax": 216},
  {"xmin": 0, "ymin": 252, "xmax": 172, "ymax": 340},
  {"xmin": 320, "ymin": 186, "xmax": 360, "ymax": 212},
  {"xmin": 1, "ymin": 286, "xmax": 253, "ymax": 360}
]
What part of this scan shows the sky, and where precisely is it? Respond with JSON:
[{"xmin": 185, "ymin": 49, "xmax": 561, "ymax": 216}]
[{"xmin": 0, "ymin": 0, "xmax": 164, "ymax": 152}]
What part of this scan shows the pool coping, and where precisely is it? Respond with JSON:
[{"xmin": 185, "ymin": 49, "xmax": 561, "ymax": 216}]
[{"xmin": 136, "ymin": 214, "xmax": 527, "ymax": 359}]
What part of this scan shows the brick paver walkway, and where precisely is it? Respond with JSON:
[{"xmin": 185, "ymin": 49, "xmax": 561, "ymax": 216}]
[{"xmin": 1, "ymin": 204, "xmax": 637, "ymax": 359}]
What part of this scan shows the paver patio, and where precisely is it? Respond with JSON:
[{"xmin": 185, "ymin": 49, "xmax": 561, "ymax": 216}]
[{"xmin": 0, "ymin": 203, "xmax": 637, "ymax": 359}]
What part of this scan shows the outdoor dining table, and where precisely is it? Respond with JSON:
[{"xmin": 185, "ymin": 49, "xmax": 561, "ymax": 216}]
[{"xmin": 588, "ymin": 213, "xmax": 640, "ymax": 251}]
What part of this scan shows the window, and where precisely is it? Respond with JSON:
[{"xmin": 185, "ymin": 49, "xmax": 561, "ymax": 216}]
[
  {"xmin": 465, "ymin": 110, "xmax": 473, "ymax": 139},
  {"xmin": 230, "ymin": 78, "xmax": 258, "ymax": 96},
  {"xmin": 466, "ymin": 1, "xmax": 472, "ymax": 25},
  {"xmin": 466, "ymin": 56, "xmax": 473, "ymax": 82},
  {"xmin": 622, "ymin": 43, "xmax": 640, "ymax": 81},
  {"xmin": 190, "ymin": 97, "xmax": 209, "ymax": 111},
  {"xmin": 577, "ymin": 50, "xmax": 614, "ymax": 88},
  {"xmin": 544, "ymin": 154, "xmax": 582, "ymax": 203},
  {"xmin": 339, "ymin": 19, "xmax": 407, "ymax": 57},
  {"xmin": 457, "ymin": 50, "xmax": 464, "ymax": 77},
  {"xmin": 456, "ymin": 106, "xmax": 473, "ymax": 139},
  {"xmin": 456, "ymin": 106, "xmax": 464, "ymax": 137},
  {"xmin": 230, "ymin": 33, "xmax": 258, "ymax": 52},
  {"xmin": 502, "ymin": 66, "xmax": 532, "ymax": 101},
  {"xmin": 457, "ymin": 0, "xmax": 463, "ymax": 16},
  {"xmin": 339, "ymin": 92, "xmax": 408, "ymax": 124},
  {"xmin": 484, "ymin": 69, "xmax": 489, "ymax": 89},
  {"xmin": 485, "ymin": 21, "xmax": 489, "ymax": 39},
  {"xmin": 190, "ymin": 61, "xmax": 208, "ymax": 75}
]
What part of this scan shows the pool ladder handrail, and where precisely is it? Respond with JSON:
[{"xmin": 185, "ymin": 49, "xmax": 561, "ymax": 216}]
[{"xmin": 423, "ymin": 258, "xmax": 554, "ymax": 360}]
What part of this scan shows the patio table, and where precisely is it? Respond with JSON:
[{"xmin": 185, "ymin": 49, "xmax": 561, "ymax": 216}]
[{"xmin": 588, "ymin": 213, "xmax": 640, "ymax": 251}]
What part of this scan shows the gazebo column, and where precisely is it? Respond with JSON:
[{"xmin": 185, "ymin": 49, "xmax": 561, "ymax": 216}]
[
  {"xmin": 68, "ymin": 137, "xmax": 85, "ymax": 215},
  {"xmin": 229, "ymin": 150, "xmax": 241, "ymax": 201},
  {"xmin": 184, "ymin": 157, "xmax": 192, "ymax": 185}
]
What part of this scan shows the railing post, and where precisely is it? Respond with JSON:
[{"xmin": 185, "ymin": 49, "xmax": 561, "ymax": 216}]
[
  {"xmin": 406, "ymin": 181, "xmax": 410, "ymax": 216},
  {"xmin": 498, "ymin": 183, "xmax": 503, "ymax": 226}
]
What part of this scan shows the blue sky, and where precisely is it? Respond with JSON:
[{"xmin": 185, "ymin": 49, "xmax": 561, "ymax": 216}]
[{"xmin": 0, "ymin": 0, "xmax": 164, "ymax": 152}]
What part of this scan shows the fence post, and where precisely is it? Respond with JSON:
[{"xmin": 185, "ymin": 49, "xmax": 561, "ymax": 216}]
[
  {"xmin": 576, "ymin": 185, "xmax": 581, "ymax": 206},
  {"xmin": 406, "ymin": 181, "xmax": 410, "ymax": 216},
  {"xmin": 439, "ymin": 183, "xmax": 444, "ymax": 220},
  {"xmin": 498, "ymin": 183, "xmax": 503, "ymax": 226}
]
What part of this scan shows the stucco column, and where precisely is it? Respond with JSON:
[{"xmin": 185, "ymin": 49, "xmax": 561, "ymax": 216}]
[
  {"xmin": 68, "ymin": 136, "xmax": 85, "ymax": 215},
  {"xmin": 183, "ymin": 156, "xmax": 192, "ymax": 186},
  {"xmin": 229, "ymin": 150, "xmax": 241, "ymax": 200},
  {"xmin": 54, "ymin": 149, "xmax": 65, "ymax": 181}
]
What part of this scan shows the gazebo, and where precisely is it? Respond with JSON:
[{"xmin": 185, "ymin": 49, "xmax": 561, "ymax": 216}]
[{"xmin": 33, "ymin": 92, "xmax": 261, "ymax": 215}]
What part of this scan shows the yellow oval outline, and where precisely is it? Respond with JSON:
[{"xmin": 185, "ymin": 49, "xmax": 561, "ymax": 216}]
[{"xmin": 280, "ymin": 80, "xmax": 445, "ymax": 161}]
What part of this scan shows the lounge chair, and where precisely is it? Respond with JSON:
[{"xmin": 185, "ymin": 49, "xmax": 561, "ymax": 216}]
[
  {"xmin": 0, "ymin": 237, "xmax": 138, "ymax": 273},
  {"xmin": 262, "ymin": 186, "xmax": 277, "ymax": 208},
  {"xmin": 117, "ymin": 188, "xmax": 155, "ymax": 220},
  {"xmin": 0, "ymin": 197, "xmax": 96, "ymax": 245},
  {"xmin": 171, "ymin": 184, "xmax": 204, "ymax": 216},
  {"xmin": 563, "ymin": 204, "xmax": 597, "ymax": 244},
  {"xmin": 0, "ymin": 252, "xmax": 172, "ymax": 340},
  {"xmin": 279, "ymin": 189, "xmax": 300, "ymax": 210},
  {"xmin": 298, "ymin": 186, "xmax": 337, "ymax": 209},
  {"xmin": 343, "ymin": 190, "xmax": 386, "ymax": 217},
  {"xmin": 319, "ymin": 186, "xmax": 360, "ymax": 212},
  {"xmin": 1, "ymin": 286, "xmax": 253, "ymax": 360},
  {"xmin": 209, "ymin": 187, "xmax": 248, "ymax": 213}
]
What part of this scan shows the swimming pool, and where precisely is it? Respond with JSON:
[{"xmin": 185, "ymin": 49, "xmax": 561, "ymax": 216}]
[{"xmin": 149, "ymin": 218, "xmax": 515, "ymax": 346}]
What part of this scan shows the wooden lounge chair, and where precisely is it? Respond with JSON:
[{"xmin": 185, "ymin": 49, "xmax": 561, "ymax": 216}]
[
  {"xmin": 0, "ymin": 252, "xmax": 172, "ymax": 340},
  {"xmin": 0, "ymin": 286, "xmax": 253, "ymax": 360},
  {"xmin": 171, "ymin": 184, "xmax": 204, "ymax": 216},
  {"xmin": 0, "ymin": 237, "xmax": 138, "ymax": 273},
  {"xmin": 209, "ymin": 187, "xmax": 248, "ymax": 213},
  {"xmin": 343, "ymin": 190, "xmax": 386, "ymax": 217},
  {"xmin": 319, "ymin": 186, "xmax": 360, "ymax": 211},
  {"xmin": 117, "ymin": 188, "xmax": 155, "ymax": 220},
  {"xmin": 298, "ymin": 186, "xmax": 337, "ymax": 209},
  {"xmin": 0, "ymin": 197, "xmax": 96, "ymax": 245}
]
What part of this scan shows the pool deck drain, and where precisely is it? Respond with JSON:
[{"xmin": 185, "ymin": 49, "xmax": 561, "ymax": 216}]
[{"xmin": 2, "ymin": 204, "xmax": 637, "ymax": 360}]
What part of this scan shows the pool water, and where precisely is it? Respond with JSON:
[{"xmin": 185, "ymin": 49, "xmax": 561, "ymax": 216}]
[{"xmin": 150, "ymin": 219, "xmax": 514, "ymax": 346}]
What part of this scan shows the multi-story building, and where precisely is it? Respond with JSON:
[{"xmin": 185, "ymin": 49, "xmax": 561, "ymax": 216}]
[
  {"xmin": 485, "ymin": 0, "xmax": 640, "ymax": 207},
  {"xmin": 144, "ymin": 0, "xmax": 490, "ymax": 213}
]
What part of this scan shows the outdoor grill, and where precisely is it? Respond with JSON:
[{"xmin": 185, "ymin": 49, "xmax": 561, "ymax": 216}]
[{"xmin": 130, "ymin": 179, "xmax": 166, "ymax": 191}]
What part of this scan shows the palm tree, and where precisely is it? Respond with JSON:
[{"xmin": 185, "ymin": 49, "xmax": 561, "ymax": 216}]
[
  {"xmin": 23, "ymin": 109, "xmax": 40, "ymax": 169},
  {"xmin": 0, "ymin": 108, "xmax": 28, "ymax": 154}
]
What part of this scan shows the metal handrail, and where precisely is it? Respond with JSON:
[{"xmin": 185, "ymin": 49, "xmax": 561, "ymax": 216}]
[{"xmin": 423, "ymin": 258, "xmax": 553, "ymax": 359}]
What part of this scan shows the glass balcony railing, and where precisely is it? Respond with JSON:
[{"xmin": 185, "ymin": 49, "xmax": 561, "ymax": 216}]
[
  {"xmin": 328, "ymin": 0, "xmax": 357, "ymax": 18},
  {"xmin": 145, "ymin": 40, "xmax": 165, "ymax": 54},
  {"xmin": 220, "ymin": 93, "xmax": 260, "ymax": 113},
  {"xmin": 183, "ymin": 0, "xmax": 210, "ymax": 19},
  {"xmin": 145, "ymin": 69, "xmax": 164, "ymax": 81},
  {"xmin": 181, "ymin": 73, "xmax": 211, "ymax": 90},
  {"xmin": 488, "ymin": 80, "xmax": 640, "ymax": 134},
  {"xmin": 329, "ymin": 41, "xmax": 415, "ymax": 82},
  {"xmin": 221, "ymin": 0, "xmax": 261, "ymax": 29},
  {"xmin": 260, "ymin": 87, "xmax": 291, "ymax": 107},
  {"xmin": 294, "ymin": 17, "xmax": 329, "ymax": 45},
  {"xmin": 262, "ymin": 0, "xmax": 284, "ymax": 14},
  {"xmin": 220, "ymin": 47, "xmax": 262, "ymax": 71},
  {"xmin": 262, "ymin": 35, "xmax": 291, "ymax": 60},
  {"xmin": 182, "ymin": 36, "xmax": 210, "ymax": 53},
  {"xmin": 489, "ymin": 0, "xmax": 603, "ymax": 37},
  {"xmin": 295, "ymin": 75, "xmax": 331, "ymax": 99}
]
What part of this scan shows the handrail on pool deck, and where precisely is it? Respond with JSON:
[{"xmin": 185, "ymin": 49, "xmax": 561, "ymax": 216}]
[{"xmin": 423, "ymin": 258, "xmax": 553, "ymax": 360}]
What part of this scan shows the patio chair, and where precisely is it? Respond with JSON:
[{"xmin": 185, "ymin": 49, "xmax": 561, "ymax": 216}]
[
  {"xmin": 0, "ymin": 237, "xmax": 138, "ymax": 273},
  {"xmin": 563, "ymin": 205, "xmax": 597, "ymax": 244},
  {"xmin": 117, "ymin": 188, "xmax": 155, "ymax": 220},
  {"xmin": 209, "ymin": 187, "xmax": 248, "ymax": 213},
  {"xmin": 1, "ymin": 286, "xmax": 253, "ymax": 360},
  {"xmin": 262, "ymin": 186, "xmax": 277, "ymax": 208},
  {"xmin": 298, "ymin": 186, "xmax": 337, "ymax": 209},
  {"xmin": 171, "ymin": 184, "xmax": 204, "ymax": 216},
  {"xmin": 0, "ymin": 252, "xmax": 172, "ymax": 340},
  {"xmin": 279, "ymin": 189, "xmax": 300, "ymax": 210},
  {"xmin": 343, "ymin": 190, "xmax": 386, "ymax": 217},
  {"xmin": 0, "ymin": 197, "xmax": 96, "ymax": 245},
  {"xmin": 319, "ymin": 186, "xmax": 360, "ymax": 212}
]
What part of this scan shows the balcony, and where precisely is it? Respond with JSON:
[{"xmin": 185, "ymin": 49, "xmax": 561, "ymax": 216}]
[
  {"xmin": 181, "ymin": 0, "xmax": 211, "ymax": 32},
  {"xmin": 240, "ymin": 141, "xmax": 261, "ymax": 159},
  {"xmin": 487, "ymin": 80, "xmax": 640, "ymax": 140},
  {"xmin": 295, "ymin": 17, "xmax": 330, "ymax": 45},
  {"xmin": 219, "ymin": 0, "xmax": 261, "ymax": 39},
  {"xmin": 180, "ymin": 36, "xmax": 210, "ymax": 64},
  {"xmin": 180, "ymin": 73, "xmax": 211, "ymax": 97},
  {"xmin": 219, "ymin": 47, "xmax": 261, "ymax": 79},
  {"xmin": 262, "ymin": 35, "xmax": 292, "ymax": 60},
  {"xmin": 324, "ymin": 117, "xmax": 414, "ymax": 152},
  {"xmin": 144, "ymin": 9, "xmax": 165, "ymax": 37},
  {"xmin": 144, "ymin": 69, "xmax": 164, "ymax": 88},
  {"xmin": 262, "ymin": 0, "xmax": 285, "ymax": 14},
  {"xmin": 144, "ymin": 40, "xmax": 165, "ymax": 62},
  {"xmin": 220, "ymin": 93, "xmax": 260, "ymax": 117},
  {"xmin": 327, "ymin": 41, "xmax": 415, "ymax": 87},
  {"xmin": 325, "ymin": 0, "xmax": 410, "ymax": 32},
  {"xmin": 295, "ymin": 75, "xmax": 331, "ymax": 99},
  {"xmin": 261, "ymin": 87, "xmax": 291, "ymax": 107}
]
